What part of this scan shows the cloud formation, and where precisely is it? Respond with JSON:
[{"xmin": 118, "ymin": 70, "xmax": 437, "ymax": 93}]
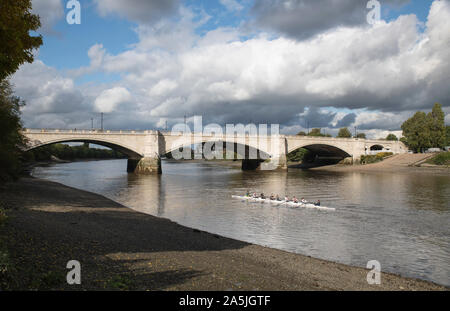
[
  {"xmin": 94, "ymin": 0, "xmax": 180, "ymax": 24},
  {"xmin": 94, "ymin": 87, "xmax": 132, "ymax": 113},
  {"xmin": 31, "ymin": 0, "xmax": 64, "ymax": 34},
  {"xmin": 250, "ymin": 0, "xmax": 411, "ymax": 39}
]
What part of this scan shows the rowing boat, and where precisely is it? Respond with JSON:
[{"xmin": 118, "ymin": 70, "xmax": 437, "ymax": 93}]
[{"xmin": 231, "ymin": 195, "xmax": 336, "ymax": 211}]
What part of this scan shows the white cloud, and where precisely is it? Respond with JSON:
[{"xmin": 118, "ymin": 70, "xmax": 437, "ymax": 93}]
[
  {"xmin": 149, "ymin": 79, "xmax": 178, "ymax": 96},
  {"xmin": 32, "ymin": 0, "xmax": 64, "ymax": 34},
  {"xmin": 94, "ymin": 87, "xmax": 132, "ymax": 113},
  {"xmin": 220, "ymin": 0, "xmax": 244, "ymax": 12}
]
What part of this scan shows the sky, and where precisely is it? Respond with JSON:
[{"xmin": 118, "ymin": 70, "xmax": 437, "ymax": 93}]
[{"xmin": 10, "ymin": 0, "xmax": 450, "ymax": 138}]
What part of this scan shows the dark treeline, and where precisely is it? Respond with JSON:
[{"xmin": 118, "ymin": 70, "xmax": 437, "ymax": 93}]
[
  {"xmin": 0, "ymin": 80, "xmax": 26, "ymax": 181},
  {"xmin": 0, "ymin": 0, "xmax": 42, "ymax": 181},
  {"xmin": 23, "ymin": 143, "xmax": 126, "ymax": 162}
]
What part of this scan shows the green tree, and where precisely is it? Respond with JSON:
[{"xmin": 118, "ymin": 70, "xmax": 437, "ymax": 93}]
[
  {"xmin": 400, "ymin": 136, "xmax": 409, "ymax": 147},
  {"xmin": 296, "ymin": 131, "xmax": 306, "ymax": 136},
  {"xmin": 307, "ymin": 128, "xmax": 323, "ymax": 137},
  {"xmin": 0, "ymin": 81, "xmax": 26, "ymax": 180},
  {"xmin": 356, "ymin": 133, "xmax": 366, "ymax": 139},
  {"xmin": 386, "ymin": 134, "xmax": 398, "ymax": 141},
  {"xmin": 337, "ymin": 127, "xmax": 352, "ymax": 138},
  {"xmin": 0, "ymin": 0, "xmax": 43, "ymax": 81},
  {"xmin": 0, "ymin": 0, "xmax": 42, "ymax": 180},
  {"xmin": 427, "ymin": 103, "xmax": 446, "ymax": 148},
  {"xmin": 401, "ymin": 111, "xmax": 432, "ymax": 152},
  {"xmin": 446, "ymin": 126, "xmax": 450, "ymax": 146}
]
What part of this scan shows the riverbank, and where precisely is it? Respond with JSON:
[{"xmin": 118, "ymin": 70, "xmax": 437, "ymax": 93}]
[
  {"xmin": 309, "ymin": 154, "xmax": 450, "ymax": 175},
  {"xmin": 0, "ymin": 177, "xmax": 447, "ymax": 290}
]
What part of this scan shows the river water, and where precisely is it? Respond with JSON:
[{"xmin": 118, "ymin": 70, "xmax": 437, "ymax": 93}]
[{"xmin": 32, "ymin": 159, "xmax": 450, "ymax": 286}]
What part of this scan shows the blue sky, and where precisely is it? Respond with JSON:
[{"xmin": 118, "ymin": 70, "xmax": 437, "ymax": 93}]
[{"xmin": 12, "ymin": 0, "xmax": 450, "ymax": 136}]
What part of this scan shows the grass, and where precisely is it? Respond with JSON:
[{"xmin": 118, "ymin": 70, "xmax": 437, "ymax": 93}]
[
  {"xmin": 0, "ymin": 208, "xmax": 13, "ymax": 289},
  {"xmin": 0, "ymin": 209, "xmax": 7, "ymax": 226},
  {"xmin": 105, "ymin": 274, "xmax": 135, "ymax": 290},
  {"xmin": 426, "ymin": 152, "xmax": 450, "ymax": 166},
  {"xmin": 30, "ymin": 270, "xmax": 66, "ymax": 290}
]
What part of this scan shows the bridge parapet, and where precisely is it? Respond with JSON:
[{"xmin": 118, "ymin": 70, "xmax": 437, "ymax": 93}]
[{"xmin": 24, "ymin": 128, "xmax": 158, "ymax": 135}]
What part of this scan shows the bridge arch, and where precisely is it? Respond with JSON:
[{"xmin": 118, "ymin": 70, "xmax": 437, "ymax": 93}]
[
  {"xmin": 369, "ymin": 144, "xmax": 384, "ymax": 151},
  {"xmin": 287, "ymin": 143, "xmax": 352, "ymax": 159},
  {"xmin": 164, "ymin": 140, "xmax": 272, "ymax": 160},
  {"xmin": 25, "ymin": 138, "xmax": 143, "ymax": 159}
]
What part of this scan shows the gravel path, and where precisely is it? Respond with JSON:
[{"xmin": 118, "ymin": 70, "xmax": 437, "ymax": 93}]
[{"xmin": 0, "ymin": 177, "xmax": 447, "ymax": 290}]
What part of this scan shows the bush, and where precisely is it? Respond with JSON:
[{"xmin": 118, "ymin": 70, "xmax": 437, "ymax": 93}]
[
  {"xmin": 376, "ymin": 152, "xmax": 393, "ymax": 159},
  {"xmin": 287, "ymin": 148, "xmax": 310, "ymax": 162},
  {"xmin": 426, "ymin": 152, "xmax": 450, "ymax": 166},
  {"xmin": 360, "ymin": 152, "xmax": 393, "ymax": 164}
]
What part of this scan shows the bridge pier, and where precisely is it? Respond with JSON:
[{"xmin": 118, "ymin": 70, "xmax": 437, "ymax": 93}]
[
  {"xmin": 241, "ymin": 156, "xmax": 288, "ymax": 171},
  {"xmin": 127, "ymin": 157, "xmax": 162, "ymax": 174},
  {"xmin": 260, "ymin": 156, "xmax": 288, "ymax": 171}
]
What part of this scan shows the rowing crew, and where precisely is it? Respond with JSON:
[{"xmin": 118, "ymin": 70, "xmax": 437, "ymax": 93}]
[{"xmin": 245, "ymin": 191, "xmax": 321, "ymax": 206}]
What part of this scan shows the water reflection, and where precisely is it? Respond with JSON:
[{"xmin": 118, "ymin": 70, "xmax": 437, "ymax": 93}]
[{"xmin": 32, "ymin": 159, "xmax": 450, "ymax": 286}]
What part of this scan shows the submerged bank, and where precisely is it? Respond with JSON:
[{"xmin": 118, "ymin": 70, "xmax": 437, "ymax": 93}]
[{"xmin": 0, "ymin": 177, "xmax": 447, "ymax": 290}]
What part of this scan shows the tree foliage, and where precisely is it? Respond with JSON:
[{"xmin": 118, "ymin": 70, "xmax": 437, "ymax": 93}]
[
  {"xmin": 356, "ymin": 133, "xmax": 366, "ymax": 139},
  {"xmin": 446, "ymin": 126, "xmax": 450, "ymax": 146},
  {"xmin": 386, "ymin": 134, "xmax": 398, "ymax": 141},
  {"xmin": 0, "ymin": 0, "xmax": 43, "ymax": 81},
  {"xmin": 286, "ymin": 148, "xmax": 310, "ymax": 162},
  {"xmin": 0, "ymin": 0, "xmax": 42, "ymax": 180},
  {"xmin": 307, "ymin": 128, "xmax": 331, "ymax": 137},
  {"xmin": 337, "ymin": 127, "xmax": 352, "ymax": 138},
  {"xmin": 428, "ymin": 103, "xmax": 446, "ymax": 148},
  {"xmin": 401, "ymin": 103, "xmax": 446, "ymax": 152},
  {"xmin": 0, "ymin": 81, "xmax": 26, "ymax": 180}
]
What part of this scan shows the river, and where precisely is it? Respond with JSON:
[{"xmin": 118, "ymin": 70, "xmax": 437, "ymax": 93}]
[{"xmin": 32, "ymin": 159, "xmax": 450, "ymax": 286}]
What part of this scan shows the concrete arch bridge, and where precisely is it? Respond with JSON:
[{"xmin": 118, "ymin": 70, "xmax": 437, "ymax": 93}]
[{"xmin": 23, "ymin": 129, "xmax": 407, "ymax": 174}]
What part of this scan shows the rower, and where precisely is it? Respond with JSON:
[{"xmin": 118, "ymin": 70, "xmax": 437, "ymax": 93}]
[
  {"xmin": 253, "ymin": 192, "xmax": 257, "ymax": 198},
  {"xmin": 270, "ymin": 194, "xmax": 275, "ymax": 200},
  {"xmin": 301, "ymin": 197, "xmax": 307, "ymax": 204},
  {"xmin": 246, "ymin": 190, "xmax": 250, "ymax": 197},
  {"xmin": 315, "ymin": 200, "xmax": 321, "ymax": 206},
  {"xmin": 260, "ymin": 193, "xmax": 265, "ymax": 199},
  {"xmin": 284, "ymin": 196, "xmax": 290, "ymax": 202},
  {"xmin": 276, "ymin": 195, "xmax": 281, "ymax": 201},
  {"xmin": 293, "ymin": 196, "xmax": 299, "ymax": 203}
]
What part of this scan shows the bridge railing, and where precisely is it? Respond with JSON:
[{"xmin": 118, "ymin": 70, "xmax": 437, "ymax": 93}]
[{"xmin": 23, "ymin": 128, "xmax": 153, "ymax": 134}]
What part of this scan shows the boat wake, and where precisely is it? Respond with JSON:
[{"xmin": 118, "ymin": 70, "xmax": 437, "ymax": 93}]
[{"xmin": 232, "ymin": 195, "xmax": 336, "ymax": 211}]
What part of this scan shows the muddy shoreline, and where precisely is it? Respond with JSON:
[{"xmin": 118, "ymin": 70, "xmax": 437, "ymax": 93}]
[{"xmin": 0, "ymin": 175, "xmax": 447, "ymax": 291}]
